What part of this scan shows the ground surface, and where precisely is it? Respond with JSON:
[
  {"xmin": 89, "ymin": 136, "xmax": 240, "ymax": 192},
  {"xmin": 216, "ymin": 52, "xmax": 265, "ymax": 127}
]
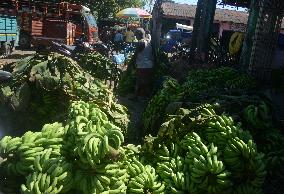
[
  {"xmin": 118, "ymin": 95, "xmax": 149, "ymax": 144},
  {"xmin": 0, "ymin": 49, "xmax": 35, "ymax": 68}
]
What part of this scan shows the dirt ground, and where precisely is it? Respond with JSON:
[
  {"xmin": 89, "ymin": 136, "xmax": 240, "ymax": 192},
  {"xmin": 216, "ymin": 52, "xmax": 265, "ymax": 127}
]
[
  {"xmin": 118, "ymin": 95, "xmax": 149, "ymax": 144},
  {"xmin": 0, "ymin": 48, "xmax": 35, "ymax": 68}
]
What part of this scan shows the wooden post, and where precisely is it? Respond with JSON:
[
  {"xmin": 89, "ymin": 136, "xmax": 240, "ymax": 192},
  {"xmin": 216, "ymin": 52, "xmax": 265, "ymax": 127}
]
[
  {"xmin": 189, "ymin": 0, "xmax": 217, "ymax": 63},
  {"xmin": 151, "ymin": 0, "xmax": 163, "ymax": 62}
]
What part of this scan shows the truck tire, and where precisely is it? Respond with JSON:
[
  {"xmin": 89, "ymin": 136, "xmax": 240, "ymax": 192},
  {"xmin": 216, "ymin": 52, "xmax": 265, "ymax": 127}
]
[{"xmin": 19, "ymin": 33, "xmax": 31, "ymax": 49}]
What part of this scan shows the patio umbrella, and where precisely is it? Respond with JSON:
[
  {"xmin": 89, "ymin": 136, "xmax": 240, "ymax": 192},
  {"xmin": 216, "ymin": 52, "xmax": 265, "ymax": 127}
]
[{"xmin": 116, "ymin": 8, "xmax": 151, "ymax": 18}]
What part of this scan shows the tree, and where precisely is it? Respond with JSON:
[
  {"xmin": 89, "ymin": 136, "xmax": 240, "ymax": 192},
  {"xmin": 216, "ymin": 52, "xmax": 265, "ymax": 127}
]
[{"xmin": 69, "ymin": 0, "xmax": 146, "ymax": 19}]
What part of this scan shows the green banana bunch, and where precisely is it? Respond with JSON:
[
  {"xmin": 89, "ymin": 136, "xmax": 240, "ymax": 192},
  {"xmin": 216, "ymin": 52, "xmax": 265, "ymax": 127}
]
[
  {"xmin": 156, "ymin": 156, "xmax": 186, "ymax": 193},
  {"xmin": 76, "ymin": 132, "xmax": 111, "ymax": 166},
  {"xmin": 74, "ymin": 163, "xmax": 127, "ymax": 194},
  {"xmin": 78, "ymin": 52, "xmax": 117, "ymax": 82},
  {"xmin": 223, "ymin": 137, "xmax": 266, "ymax": 187},
  {"xmin": 225, "ymin": 74, "xmax": 256, "ymax": 90},
  {"xmin": 0, "ymin": 134, "xmax": 42, "ymax": 176},
  {"xmin": 119, "ymin": 144, "xmax": 141, "ymax": 160},
  {"xmin": 127, "ymin": 165, "xmax": 165, "ymax": 194},
  {"xmin": 204, "ymin": 115, "xmax": 240, "ymax": 149},
  {"xmin": 126, "ymin": 157, "xmax": 145, "ymax": 178},
  {"xmin": 182, "ymin": 133, "xmax": 232, "ymax": 193},
  {"xmin": 0, "ymin": 136, "xmax": 22, "ymax": 156},
  {"xmin": 189, "ymin": 153, "xmax": 232, "ymax": 193},
  {"xmin": 257, "ymin": 128, "xmax": 284, "ymax": 153},
  {"xmin": 233, "ymin": 184, "xmax": 263, "ymax": 194},
  {"xmin": 21, "ymin": 149, "xmax": 73, "ymax": 194},
  {"xmin": 182, "ymin": 67, "xmax": 255, "ymax": 100},
  {"xmin": 103, "ymin": 103, "xmax": 130, "ymax": 132},
  {"xmin": 156, "ymin": 143, "xmax": 181, "ymax": 162},
  {"xmin": 21, "ymin": 171, "xmax": 64, "ymax": 194},
  {"xmin": 142, "ymin": 77, "xmax": 183, "ymax": 134},
  {"xmin": 181, "ymin": 132, "xmax": 209, "ymax": 157},
  {"xmin": 265, "ymin": 149, "xmax": 284, "ymax": 176},
  {"xmin": 243, "ymin": 102, "xmax": 272, "ymax": 129}
]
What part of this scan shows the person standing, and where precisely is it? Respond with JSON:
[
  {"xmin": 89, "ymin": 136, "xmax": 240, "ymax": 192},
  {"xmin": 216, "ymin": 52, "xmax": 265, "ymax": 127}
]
[
  {"xmin": 145, "ymin": 30, "xmax": 151, "ymax": 42},
  {"xmin": 134, "ymin": 28, "xmax": 154, "ymax": 97},
  {"xmin": 125, "ymin": 27, "xmax": 134, "ymax": 43},
  {"xmin": 114, "ymin": 30, "xmax": 124, "ymax": 51}
]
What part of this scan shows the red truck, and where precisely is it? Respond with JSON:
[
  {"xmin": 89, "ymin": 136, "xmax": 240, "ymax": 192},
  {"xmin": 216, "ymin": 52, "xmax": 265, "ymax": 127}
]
[{"xmin": 1, "ymin": 0, "xmax": 99, "ymax": 48}]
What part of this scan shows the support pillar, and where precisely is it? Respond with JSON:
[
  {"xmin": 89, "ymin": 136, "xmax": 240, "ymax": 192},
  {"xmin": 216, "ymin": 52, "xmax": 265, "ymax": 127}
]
[
  {"xmin": 239, "ymin": 0, "xmax": 260, "ymax": 71},
  {"xmin": 189, "ymin": 0, "xmax": 217, "ymax": 63},
  {"xmin": 248, "ymin": 0, "xmax": 284, "ymax": 83}
]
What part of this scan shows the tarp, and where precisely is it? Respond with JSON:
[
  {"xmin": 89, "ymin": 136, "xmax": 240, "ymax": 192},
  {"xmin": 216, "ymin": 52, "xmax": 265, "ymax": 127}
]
[{"xmin": 176, "ymin": 23, "xmax": 193, "ymax": 31}]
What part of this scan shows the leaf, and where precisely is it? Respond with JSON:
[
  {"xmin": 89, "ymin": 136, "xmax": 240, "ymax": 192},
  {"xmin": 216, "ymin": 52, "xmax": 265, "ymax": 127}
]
[
  {"xmin": 10, "ymin": 83, "xmax": 31, "ymax": 111},
  {"xmin": 0, "ymin": 86, "xmax": 13, "ymax": 103}
]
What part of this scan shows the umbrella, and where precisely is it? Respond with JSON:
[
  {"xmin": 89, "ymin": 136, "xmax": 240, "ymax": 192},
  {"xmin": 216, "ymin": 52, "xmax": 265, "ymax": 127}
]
[{"xmin": 116, "ymin": 8, "xmax": 151, "ymax": 18}]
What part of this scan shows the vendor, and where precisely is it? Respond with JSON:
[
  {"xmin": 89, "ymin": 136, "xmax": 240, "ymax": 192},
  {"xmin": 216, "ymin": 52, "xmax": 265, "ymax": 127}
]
[
  {"xmin": 125, "ymin": 27, "xmax": 135, "ymax": 43},
  {"xmin": 134, "ymin": 28, "xmax": 154, "ymax": 97}
]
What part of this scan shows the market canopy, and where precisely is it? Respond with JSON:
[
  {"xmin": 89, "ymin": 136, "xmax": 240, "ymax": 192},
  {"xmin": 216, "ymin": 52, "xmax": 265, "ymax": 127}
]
[{"xmin": 116, "ymin": 8, "xmax": 151, "ymax": 18}]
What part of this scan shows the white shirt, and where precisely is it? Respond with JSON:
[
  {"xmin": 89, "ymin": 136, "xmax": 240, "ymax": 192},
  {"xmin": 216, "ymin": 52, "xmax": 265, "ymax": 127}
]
[{"xmin": 136, "ymin": 39, "xmax": 154, "ymax": 69}]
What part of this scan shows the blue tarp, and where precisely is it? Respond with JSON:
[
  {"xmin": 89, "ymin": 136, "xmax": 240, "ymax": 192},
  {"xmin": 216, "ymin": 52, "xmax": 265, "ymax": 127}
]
[{"xmin": 112, "ymin": 54, "xmax": 125, "ymax": 65}]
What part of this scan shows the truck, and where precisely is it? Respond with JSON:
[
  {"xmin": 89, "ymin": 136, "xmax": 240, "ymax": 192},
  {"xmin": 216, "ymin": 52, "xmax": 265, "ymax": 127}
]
[
  {"xmin": 1, "ymin": 0, "xmax": 99, "ymax": 49},
  {"xmin": 161, "ymin": 23, "xmax": 193, "ymax": 53},
  {"xmin": 0, "ymin": 1, "xmax": 19, "ymax": 56}
]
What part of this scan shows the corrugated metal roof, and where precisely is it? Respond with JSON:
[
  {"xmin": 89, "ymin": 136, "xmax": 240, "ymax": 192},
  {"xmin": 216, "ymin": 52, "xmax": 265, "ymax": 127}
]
[{"xmin": 161, "ymin": 2, "xmax": 284, "ymax": 28}]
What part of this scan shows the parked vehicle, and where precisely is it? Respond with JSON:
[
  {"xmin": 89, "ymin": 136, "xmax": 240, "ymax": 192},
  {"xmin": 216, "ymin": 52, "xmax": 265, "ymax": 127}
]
[
  {"xmin": 161, "ymin": 23, "xmax": 193, "ymax": 53},
  {"xmin": 0, "ymin": 70, "xmax": 12, "ymax": 83},
  {"xmin": 50, "ymin": 40, "xmax": 93, "ymax": 60},
  {"xmin": 0, "ymin": 3, "xmax": 19, "ymax": 56},
  {"xmin": 0, "ymin": 0, "xmax": 99, "ymax": 49}
]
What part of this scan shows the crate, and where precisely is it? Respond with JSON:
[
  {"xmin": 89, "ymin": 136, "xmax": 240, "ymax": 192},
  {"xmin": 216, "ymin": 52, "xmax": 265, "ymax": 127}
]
[
  {"xmin": 42, "ymin": 19, "xmax": 75, "ymax": 45},
  {"xmin": 31, "ymin": 19, "xmax": 43, "ymax": 36}
]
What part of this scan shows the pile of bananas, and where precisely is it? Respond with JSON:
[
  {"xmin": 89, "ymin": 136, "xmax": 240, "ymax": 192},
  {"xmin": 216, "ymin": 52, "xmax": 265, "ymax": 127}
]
[
  {"xmin": 182, "ymin": 132, "xmax": 232, "ymax": 193},
  {"xmin": 126, "ymin": 158, "xmax": 165, "ymax": 194},
  {"xmin": 140, "ymin": 103, "xmax": 268, "ymax": 194},
  {"xmin": 78, "ymin": 52, "xmax": 120, "ymax": 82},
  {"xmin": 21, "ymin": 149, "xmax": 73, "ymax": 194},
  {"xmin": 0, "ymin": 100, "xmax": 129, "ymax": 194},
  {"xmin": 224, "ymin": 137, "xmax": 266, "ymax": 187},
  {"xmin": 182, "ymin": 67, "xmax": 255, "ymax": 101},
  {"xmin": 243, "ymin": 101, "xmax": 272, "ymax": 129},
  {"xmin": 142, "ymin": 77, "xmax": 183, "ymax": 135},
  {"xmin": 156, "ymin": 144, "xmax": 186, "ymax": 193},
  {"xmin": 0, "ymin": 53, "xmax": 129, "ymax": 134}
]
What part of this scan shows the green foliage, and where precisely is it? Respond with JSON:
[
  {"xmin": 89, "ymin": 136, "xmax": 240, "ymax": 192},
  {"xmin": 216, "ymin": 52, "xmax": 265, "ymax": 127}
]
[
  {"xmin": 0, "ymin": 53, "xmax": 129, "ymax": 133},
  {"xmin": 68, "ymin": 0, "xmax": 145, "ymax": 19}
]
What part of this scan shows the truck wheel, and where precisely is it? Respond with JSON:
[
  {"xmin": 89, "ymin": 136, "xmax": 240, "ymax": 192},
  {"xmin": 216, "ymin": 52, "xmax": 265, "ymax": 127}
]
[
  {"xmin": 19, "ymin": 34, "xmax": 31, "ymax": 49},
  {"xmin": 10, "ymin": 41, "xmax": 15, "ymax": 53}
]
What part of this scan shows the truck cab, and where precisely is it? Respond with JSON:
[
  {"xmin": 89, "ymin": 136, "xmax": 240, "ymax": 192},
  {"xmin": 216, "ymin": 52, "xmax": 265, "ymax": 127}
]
[{"xmin": 64, "ymin": 3, "xmax": 98, "ymax": 44}]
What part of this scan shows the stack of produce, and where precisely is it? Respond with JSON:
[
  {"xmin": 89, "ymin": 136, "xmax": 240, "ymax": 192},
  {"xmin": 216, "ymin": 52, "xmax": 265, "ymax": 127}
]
[
  {"xmin": 78, "ymin": 52, "xmax": 122, "ymax": 83},
  {"xmin": 142, "ymin": 67, "xmax": 256, "ymax": 136},
  {"xmin": 182, "ymin": 67, "xmax": 256, "ymax": 101},
  {"xmin": 141, "ymin": 104, "xmax": 267, "ymax": 194},
  {"xmin": 0, "ymin": 53, "xmax": 129, "ymax": 133},
  {"xmin": 142, "ymin": 77, "xmax": 183, "ymax": 135},
  {"xmin": 0, "ymin": 101, "xmax": 145, "ymax": 194}
]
